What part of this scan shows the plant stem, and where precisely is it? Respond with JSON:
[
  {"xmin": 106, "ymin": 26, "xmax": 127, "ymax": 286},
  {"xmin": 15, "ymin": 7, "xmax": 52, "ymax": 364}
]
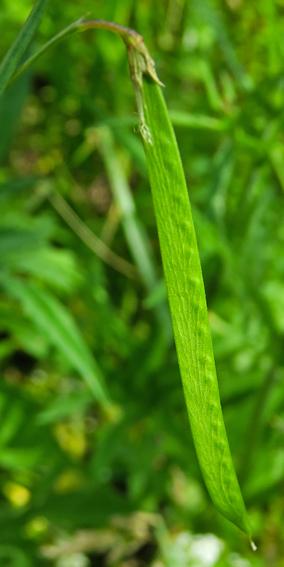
[{"xmin": 49, "ymin": 191, "xmax": 137, "ymax": 280}]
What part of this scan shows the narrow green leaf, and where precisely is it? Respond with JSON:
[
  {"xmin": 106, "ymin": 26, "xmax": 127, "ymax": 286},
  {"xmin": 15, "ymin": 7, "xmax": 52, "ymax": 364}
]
[
  {"xmin": 9, "ymin": 18, "xmax": 83, "ymax": 87},
  {"xmin": 136, "ymin": 78, "xmax": 251, "ymax": 535},
  {"xmin": 38, "ymin": 390, "xmax": 91, "ymax": 424},
  {"xmin": 0, "ymin": 0, "xmax": 48, "ymax": 97},
  {"xmin": 4, "ymin": 247, "xmax": 81, "ymax": 293},
  {"xmin": 1, "ymin": 276, "xmax": 109, "ymax": 406}
]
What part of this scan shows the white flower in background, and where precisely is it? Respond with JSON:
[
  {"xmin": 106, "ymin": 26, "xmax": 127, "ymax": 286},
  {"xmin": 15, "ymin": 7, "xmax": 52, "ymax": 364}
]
[
  {"xmin": 190, "ymin": 534, "xmax": 224, "ymax": 566},
  {"xmin": 159, "ymin": 531, "xmax": 253, "ymax": 567},
  {"xmin": 165, "ymin": 532, "xmax": 224, "ymax": 567}
]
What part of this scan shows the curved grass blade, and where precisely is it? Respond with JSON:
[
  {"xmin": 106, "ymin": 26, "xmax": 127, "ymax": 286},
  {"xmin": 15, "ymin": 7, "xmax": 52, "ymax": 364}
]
[
  {"xmin": 0, "ymin": 0, "xmax": 48, "ymax": 97},
  {"xmin": 126, "ymin": 43, "xmax": 252, "ymax": 538},
  {"xmin": 8, "ymin": 18, "xmax": 84, "ymax": 88}
]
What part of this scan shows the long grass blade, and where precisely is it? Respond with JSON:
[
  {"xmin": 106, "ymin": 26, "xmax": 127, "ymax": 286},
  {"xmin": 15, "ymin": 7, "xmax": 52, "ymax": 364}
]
[
  {"xmin": 0, "ymin": 0, "xmax": 48, "ymax": 97},
  {"xmin": 8, "ymin": 18, "xmax": 84, "ymax": 87},
  {"xmin": 125, "ymin": 40, "xmax": 252, "ymax": 537}
]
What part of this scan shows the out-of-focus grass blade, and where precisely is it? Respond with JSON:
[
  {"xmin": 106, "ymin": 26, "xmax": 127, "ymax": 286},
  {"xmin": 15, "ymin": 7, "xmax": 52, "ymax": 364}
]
[
  {"xmin": 9, "ymin": 18, "xmax": 83, "ymax": 87},
  {"xmin": 169, "ymin": 110, "xmax": 226, "ymax": 131},
  {"xmin": 270, "ymin": 144, "xmax": 284, "ymax": 191},
  {"xmin": 4, "ymin": 247, "xmax": 81, "ymax": 293},
  {"xmin": 99, "ymin": 129, "xmax": 157, "ymax": 290},
  {"xmin": 1, "ymin": 275, "xmax": 109, "ymax": 406},
  {"xmin": 192, "ymin": 0, "xmax": 251, "ymax": 90},
  {"xmin": 38, "ymin": 390, "xmax": 91, "ymax": 425},
  {"xmin": 98, "ymin": 126, "xmax": 172, "ymax": 342},
  {"xmin": 244, "ymin": 449, "xmax": 284, "ymax": 500},
  {"xmin": 0, "ymin": 0, "xmax": 48, "ymax": 97},
  {"xmin": 195, "ymin": 60, "xmax": 224, "ymax": 112},
  {"xmin": 0, "ymin": 73, "xmax": 30, "ymax": 162}
]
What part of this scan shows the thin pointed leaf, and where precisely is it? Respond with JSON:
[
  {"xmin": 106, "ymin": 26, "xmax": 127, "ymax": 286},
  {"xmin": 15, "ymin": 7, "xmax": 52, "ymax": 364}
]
[
  {"xmin": 1, "ymin": 275, "xmax": 109, "ymax": 406},
  {"xmin": 138, "ymin": 77, "xmax": 251, "ymax": 536},
  {"xmin": 0, "ymin": 0, "xmax": 48, "ymax": 97}
]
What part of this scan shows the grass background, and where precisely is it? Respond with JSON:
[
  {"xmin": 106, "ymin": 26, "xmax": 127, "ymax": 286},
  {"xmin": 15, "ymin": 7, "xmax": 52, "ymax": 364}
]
[{"xmin": 0, "ymin": 0, "xmax": 284, "ymax": 565}]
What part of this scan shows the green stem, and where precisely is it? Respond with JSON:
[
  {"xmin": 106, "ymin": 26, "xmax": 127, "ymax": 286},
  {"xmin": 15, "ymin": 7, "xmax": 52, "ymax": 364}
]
[{"xmin": 49, "ymin": 191, "xmax": 137, "ymax": 280}]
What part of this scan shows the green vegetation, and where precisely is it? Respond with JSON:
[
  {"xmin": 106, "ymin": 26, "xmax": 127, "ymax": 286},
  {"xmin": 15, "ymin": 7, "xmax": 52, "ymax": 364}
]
[{"xmin": 0, "ymin": 1, "xmax": 284, "ymax": 565}]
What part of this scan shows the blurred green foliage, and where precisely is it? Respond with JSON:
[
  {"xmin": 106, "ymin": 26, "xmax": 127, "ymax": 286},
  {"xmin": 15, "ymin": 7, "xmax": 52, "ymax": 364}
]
[{"xmin": 0, "ymin": 0, "xmax": 284, "ymax": 565}]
